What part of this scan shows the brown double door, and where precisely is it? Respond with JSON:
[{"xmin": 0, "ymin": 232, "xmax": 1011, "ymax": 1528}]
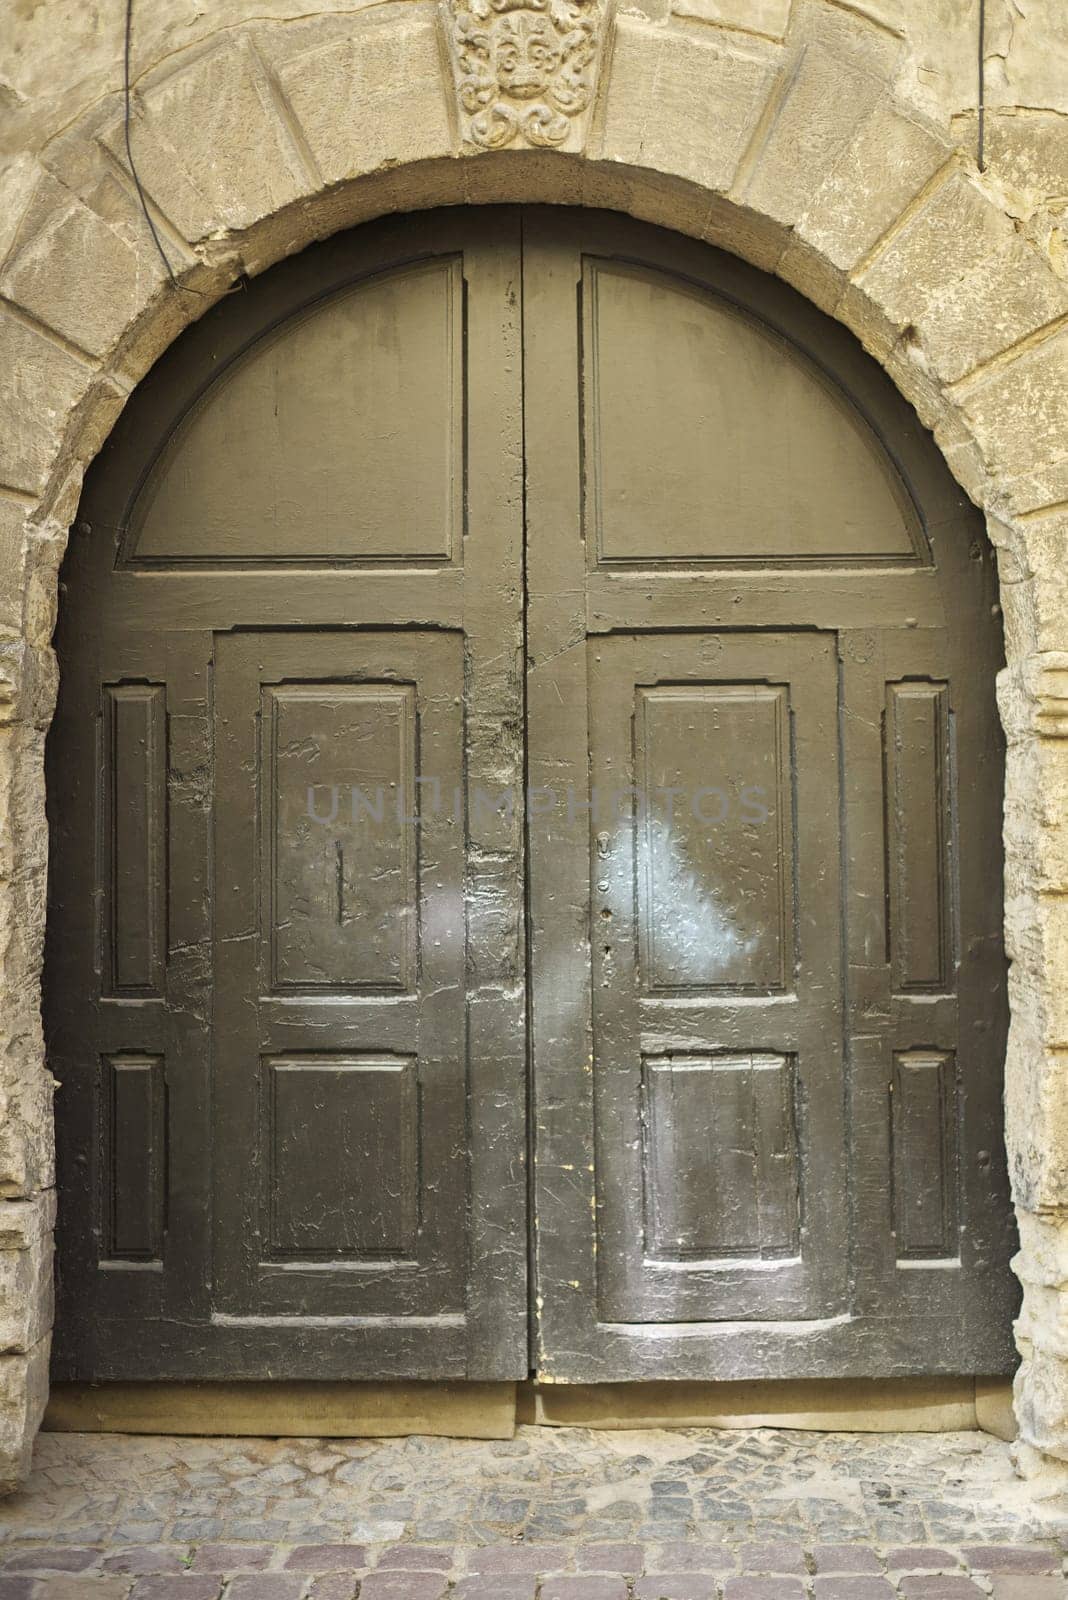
[{"xmin": 47, "ymin": 208, "xmax": 1017, "ymax": 1384}]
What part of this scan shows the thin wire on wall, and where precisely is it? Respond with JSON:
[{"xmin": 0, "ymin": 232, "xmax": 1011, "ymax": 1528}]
[
  {"xmin": 978, "ymin": 0, "xmax": 987, "ymax": 171},
  {"xmin": 123, "ymin": 0, "xmax": 197, "ymax": 291}
]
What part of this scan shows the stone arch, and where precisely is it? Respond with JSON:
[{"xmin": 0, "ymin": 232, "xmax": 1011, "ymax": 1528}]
[{"xmin": 1, "ymin": 0, "xmax": 1066, "ymax": 1487}]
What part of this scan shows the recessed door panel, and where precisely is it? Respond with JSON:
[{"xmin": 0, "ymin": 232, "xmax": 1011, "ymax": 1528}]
[
  {"xmin": 641, "ymin": 1052, "xmax": 800, "ymax": 1262},
  {"xmin": 213, "ymin": 629, "xmax": 465, "ymax": 1321},
  {"xmin": 126, "ymin": 259, "xmax": 464, "ymax": 566},
  {"xmin": 589, "ymin": 630, "xmax": 845, "ymax": 1324},
  {"xmin": 582, "ymin": 257, "xmax": 921, "ymax": 567},
  {"xmin": 634, "ymin": 681, "xmax": 792, "ymax": 993},
  {"xmin": 266, "ymin": 682, "xmax": 418, "ymax": 993}
]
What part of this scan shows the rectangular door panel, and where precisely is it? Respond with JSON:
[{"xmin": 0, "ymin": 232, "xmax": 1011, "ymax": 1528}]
[
  {"xmin": 590, "ymin": 631, "xmax": 845, "ymax": 1324},
  {"xmin": 213, "ymin": 629, "xmax": 465, "ymax": 1322},
  {"xmin": 267, "ymin": 683, "xmax": 418, "ymax": 993}
]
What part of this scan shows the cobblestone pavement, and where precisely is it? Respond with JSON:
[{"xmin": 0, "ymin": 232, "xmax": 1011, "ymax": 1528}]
[{"xmin": 1, "ymin": 1426, "xmax": 1067, "ymax": 1597}]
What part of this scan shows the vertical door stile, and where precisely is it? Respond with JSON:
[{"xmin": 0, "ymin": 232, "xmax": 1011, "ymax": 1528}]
[{"xmin": 521, "ymin": 214, "xmax": 599, "ymax": 1375}]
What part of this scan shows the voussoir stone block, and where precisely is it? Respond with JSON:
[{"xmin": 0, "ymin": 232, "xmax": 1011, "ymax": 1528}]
[
  {"xmin": 956, "ymin": 326, "xmax": 1068, "ymax": 489},
  {"xmin": 796, "ymin": 98, "xmax": 951, "ymax": 270},
  {"xmin": 598, "ymin": 17, "xmax": 780, "ymax": 195},
  {"xmin": 738, "ymin": 41, "xmax": 888, "ymax": 228},
  {"xmin": 135, "ymin": 38, "xmax": 314, "ymax": 238},
  {"xmin": 0, "ymin": 174, "xmax": 168, "ymax": 361},
  {"xmin": 264, "ymin": 7, "xmax": 452, "ymax": 185},
  {"xmin": 863, "ymin": 200, "xmax": 1067, "ymax": 382},
  {"xmin": 0, "ymin": 313, "xmax": 94, "ymax": 498},
  {"xmin": 855, "ymin": 168, "xmax": 1016, "ymax": 339}
]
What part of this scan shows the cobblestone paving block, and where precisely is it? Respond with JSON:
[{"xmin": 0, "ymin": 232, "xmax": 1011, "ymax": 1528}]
[
  {"xmin": 376, "ymin": 1545, "xmax": 454, "ymax": 1570},
  {"xmin": 189, "ymin": 1544, "xmax": 271, "ymax": 1573},
  {"xmin": 989, "ymin": 1580, "xmax": 1068, "ymax": 1598},
  {"xmin": 964, "ymin": 1545, "xmax": 1061, "ymax": 1572},
  {"xmin": 538, "ymin": 1580, "xmax": 629, "ymax": 1600},
  {"xmin": 653, "ymin": 1544, "xmax": 734, "ymax": 1571},
  {"xmin": 633, "ymin": 1575, "xmax": 720, "ymax": 1599},
  {"xmin": 3, "ymin": 1548, "xmax": 101, "ymax": 1572},
  {"xmin": 225, "ymin": 1578, "xmax": 306, "ymax": 1598},
  {"xmin": 128, "ymin": 1581, "xmax": 224, "ymax": 1600},
  {"xmin": 812, "ymin": 1546, "xmax": 884, "ymax": 1573},
  {"xmin": 305, "ymin": 1578, "xmax": 360, "ymax": 1600},
  {"xmin": 739, "ymin": 1542, "xmax": 806, "ymax": 1574},
  {"xmin": 467, "ymin": 1546, "xmax": 570, "ymax": 1574},
  {"xmin": 283, "ymin": 1545, "xmax": 368, "ymax": 1570},
  {"xmin": 884, "ymin": 1550, "xmax": 962, "ymax": 1571},
  {"xmin": 723, "ymin": 1580, "xmax": 805, "ymax": 1599},
  {"xmin": 102, "ymin": 1550, "xmax": 187, "ymax": 1575},
  {"xmin": 356, "ymin": 1573, "xmax": 449, "ymax": 1599},
  {"xmin": 575, "ymin": 1544, "xmax": 644, "ymax": 1572},
  {"xmin": 897, "ymin": 1579, "xmax": 987, "ymax": 1598},
  {"xmin": 32, "ymin": 1581, "xmax": 132, "ymax": 1600},
  {"xmin": 812, "ymin": 1580, "xmax": 897, "ymax": 1599},
  {"xmin": 452, "ymin": 1580, "xmax": 538, "ymax": 1599}
]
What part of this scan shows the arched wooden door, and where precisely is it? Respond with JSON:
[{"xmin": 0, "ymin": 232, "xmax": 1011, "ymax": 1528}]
[{"xmin": 46, "ymin": 208, "xmax": 1017, "ymax": 1383}]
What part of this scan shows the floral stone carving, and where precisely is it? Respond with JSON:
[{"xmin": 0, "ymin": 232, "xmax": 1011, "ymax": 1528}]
[{"xmin": 443, "ymin": 0, "xmax": 606, "ymax": 150}]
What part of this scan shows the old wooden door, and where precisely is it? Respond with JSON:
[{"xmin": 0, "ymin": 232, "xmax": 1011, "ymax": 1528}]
[
  {"xmin": 47, "ymin": 212, "xmax": 529, "ymax": 1378},
  {"xmin": 522, "ymin": 211, "xmax": 1015, "ymax": 1380},
  {"xmin": 47, "ymin": 207, "xmax": 1016, "ymax": 1383}
]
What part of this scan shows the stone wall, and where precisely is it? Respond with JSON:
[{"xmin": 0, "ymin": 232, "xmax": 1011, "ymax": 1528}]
[{"xmin": 1, "ymin": 0, "xmax": 1066, "ymax": 1490}]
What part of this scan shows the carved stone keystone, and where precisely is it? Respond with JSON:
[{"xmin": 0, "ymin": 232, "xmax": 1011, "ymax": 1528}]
[{"xmin": 441, "ymin": 0, "xmax": 606, "ymax": 151}]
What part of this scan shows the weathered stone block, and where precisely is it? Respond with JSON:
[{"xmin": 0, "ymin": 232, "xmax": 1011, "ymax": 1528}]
[
  {"xmin": 0, "ymin": 155, "xmax": 47, "ymax": 267},
  {"xmin": 739, "ymin": 42, "xmax": 887, "ymax": 228},
  {"xmin": 979, "ymin": 109, "xmax": 1068, "ymax": 212},
  {"xmin": 0, "ymin": 1192, "xmax": 55, "ymax": 1352},
  {"xmin": 0, "ymin": 1336, "xmax": 49, "ymax": 1491},
  {"xmin": 93, "ymin": 101, "xmax": 225, "ymax": 249},
  {"xmin": 136, "ymin": 39, "xmax": 312, "ymax": 235},
  {"xmin": 0, "ymin": 503, "xmax": 29, "ymax": 641},
  {"xmin": 0, "ymin": 314, "xmax": 94, "ymax": 497},
  {"xmin": 0, "ymin": 179, "xmax": 167, "ymax": 362},
  {"xmin": 1015, "ymin": 1208, "xmax": 1068, "ymax": 1288},
  {"xmin": 1013, "ymin": 516, "xmax": 1068, "ymax": 656},
  {"xmin": 599, "ymin": 18, "xmax": 779, "ymax": 194},
  {"xmin": 798, "ymin": 98, "xmax": 951, "ymax": 270},
  {"xmin": 857, "ymin": 169, "xmax": 1017, "ymax": 334},
  {"xmin": 957, "ymin": 328, "xmax": 1068, "ymax": 487},
  {"xmin": 1004, "ymin": 1022, "xmax": 1068, "ymax": 1211},
  {"xmin": 918, "ymin": 238, "xmax": 1066, "ymax": 384},
  {"xmin": 267, "ymin": 7, "xmax": 451, "ymax": 184},
  {"xmin": 1003, "ymin": 738, "xmax": 1068, "ymax": 895}
]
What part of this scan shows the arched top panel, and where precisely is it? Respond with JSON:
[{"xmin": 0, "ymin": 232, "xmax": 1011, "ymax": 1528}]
[
  {"xmin": 80, "ymin": 207, "xmax": 950, "ymax": 581},
  {"xmin": 582, "ymin": 259, "xmax": 922, "ymax": 566},
  {"xmin": 123, "ymin": 257, "xmax": 464, "ymax": 567}
]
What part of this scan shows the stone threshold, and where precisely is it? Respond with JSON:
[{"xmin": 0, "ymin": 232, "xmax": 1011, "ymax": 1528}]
[{"xmin": 41, "ymin": 1377, "xmax": 1016, "ymax": 1442}]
